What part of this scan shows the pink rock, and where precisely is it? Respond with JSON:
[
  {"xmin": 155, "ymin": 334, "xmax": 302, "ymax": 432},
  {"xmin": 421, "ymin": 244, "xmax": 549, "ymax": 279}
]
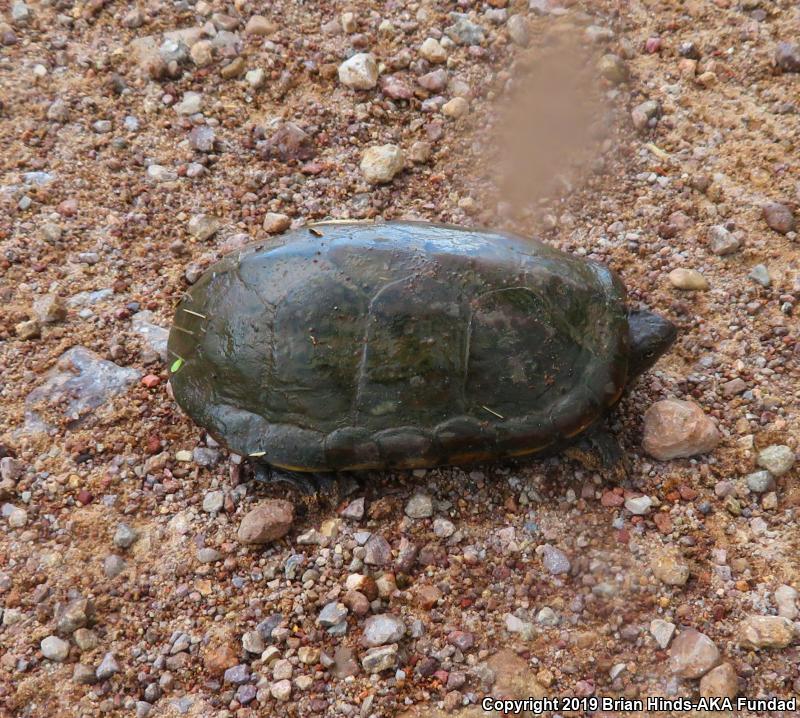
[
  {"xmin": 669, "ymin": 629, "xmax": 720, "ymax": 679},
  {"xmin": 642, "ymin": 399, "xmax": 720, "ymax": 461},
  {"xmin": 380, "ymin": 75, "xmax": 413, "ymax": 100},
  {"xmin": 237, "ymin": 500, "xmax": 294, "ymax": 544},
  {"xmin": 645, "ymin": 36, "xmax": 662, "ymax": 54}
]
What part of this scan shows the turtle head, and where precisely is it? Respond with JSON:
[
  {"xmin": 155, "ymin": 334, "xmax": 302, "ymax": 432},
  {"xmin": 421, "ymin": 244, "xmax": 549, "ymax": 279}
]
[{"xmin": 627, "ymin": 309, "xmax": 677, "ymax": 380}]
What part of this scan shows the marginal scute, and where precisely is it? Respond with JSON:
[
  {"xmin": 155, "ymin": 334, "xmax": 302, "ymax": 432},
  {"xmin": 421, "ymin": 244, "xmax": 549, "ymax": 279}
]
[{"xmin": 324, "ymin": 426, "xmax": 380, "ymax": 470}]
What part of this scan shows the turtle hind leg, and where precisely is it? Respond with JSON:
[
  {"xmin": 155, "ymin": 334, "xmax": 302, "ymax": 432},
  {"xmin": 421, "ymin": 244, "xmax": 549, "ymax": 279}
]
[
  {"xmin": 252, "ymin": 463, "xmax": 339, "ymax": 497},
  {"xmin": 564, "ymin": 425, "xmax": 628, "ymax": 481}
]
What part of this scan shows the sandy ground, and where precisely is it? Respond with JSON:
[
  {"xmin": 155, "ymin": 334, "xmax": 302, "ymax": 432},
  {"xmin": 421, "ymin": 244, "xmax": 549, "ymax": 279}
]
[{"xmin": 0, "ymin": 0, "xmax": 799, "ymax": 716}]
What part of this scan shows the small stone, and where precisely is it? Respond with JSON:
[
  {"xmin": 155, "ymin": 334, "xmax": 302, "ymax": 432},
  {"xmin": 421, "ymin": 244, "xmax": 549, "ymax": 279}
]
[
  {"xmin": 341, "ymin": 12, "xmax": 357, "ymax": 33},
  {"xmin": 756, "ymin": 445, "xmax": 794, "ymax": 476},
  {"xmin": 340, "ymin": 497, "xmax": 365, "ymax": 520},
  {"xmin": 418, "ymin": 69, "xmax": 448, "ymax": 92},
  {"xmin": 775, "ymin": 585, "xmax": 798, "ymax": 620},
  {"xmin": 536, "ymin": 607, "xmax": 559, "ymax": 626},
  {"xmin": 699, "ymin": 663, "xmax": 738, "ymax": 698},
  {"xmin": 272, "ymin": 658, "xmax": 293, "ymax": 681},
  {"xmin": 189, "ymin": 126, "xmax": 215, "ymax": 152},
  {"xmin": 96, "ymin": 652, "xmax": 120, "ymax": 680},
  {"xmin": 625, "ymin": 495, "xmax": 652, "ymax": 515},
  {"xmin": 775, "ymin": 42, "xmax": 800, "ymax": 73},
  {"xmin": 380, "ymin": 75, "xmax": 413, "ymax": 100},
  {"xmin": 507, "ymin": 15, "xmax": 530, "ymax": 46},
  {"xmin": 364, "ymin": 534, "xmax": 392, "ymax": 565},
  {"xmin": 147, "ymin": 165, "xmax": 177, "ymax": 182},
  {"xmin": 262, "ymin": 212, "xmax": 291, "ymax": 234},
  {"xmin": 360, "ymin": 144, "xmax": 405, "ymax": 184},
  {"xmin": 0, "ymin": 458, "xmax": 21, "ymax": 482},
  {"xmin": 363, "ymin": 615, "xmax": 405, "ymax": 647},
  {"xmin": 202, "ymin": 490, "xmax": 224, "ymax": 513},
  {"xmin": 505, "ymin": 614, "xmax": 536, "ymax": 640},
  {"xmin": 33, "ymin": 294, "xmax": 67, "ymax": 324},
  {"xmin": 405, "ymin": 493, "xmax": 433, "ymax": 519},
  {"xmin": 187, "ymin": 213, "xmax": 220, "ymax": 241},
  {"xmin": 74, "ymin": 628, "xmax": 99, "ymax": 651},
  {"xmin": 442, "ymin": 97, "xmax": 469, "ymax": 118},
  {"xmin": 642, "ymin": 399, "xmax": 720, "ymax": 460},
  {"xmin": 15, "ymin": 319, "xmax": 40, "ymax": 340},
  {"xmin": 419, "ymin": 38, "xmax": 447, "ymax": 64},
  {"xmin": 748, "ymin": 264, "xmax": 771, "ymax": 287},
  {"xmin": 41, "ymin": 635, "xmax": 70, "ymax": 662},
  {"xmin": 220, "ymin": 57, "xmax": 246, "ymax": 79},
  {"xmin": 631, "ymin": 99, "xmax": 661, "ymax": 130},
  {"xmin": 361, "ymin": 644, "xmax": 398, "ymax": 673},
  {"xmin": 745, "ymin": 470, "xmax": 775, "ymax": 494},
  {"xmin": 708, "ymin": 225, "xmax": 741, "ymax": 255},
  {"xmin": 338, "ymin": 53, "xmax": 378, "ymax": 90},
  {"xmin": 738, "ymin": 615, "xmax": 795, "ymax": 649},
  {"xmin": 669, "ymin": 629, "xmax": 720, "ymax": 679},
  {"xmin": 246, "ymin": 68, "xmax": 266, "ymax": 88},
  {"xmin": 245, "ymin": 15, "xmax": 275, "ymax": 36},
  {"xmin": 242, "ymin": 630, "xmax": 265, "ymax": 654},
  {"xmin": 317, "ymin": 601, "xmax": 348, "ymax": 628},
  {"xmin": 668, "ymin": 268, "xmax": 708, "ymax": 291},
  {"xmin": 113, "ymin": 523, "xmax": 137, "ymax": 549},
  {"xmin": 433, "ymin": 517, "xmax": 456, "ymax": 538},
  {"xmin": 55, "ymin": 597, "xmax": 92, "ymax": 635},
  {"xmin": 409, "ymin": 141, "xmax": 432, "ymax": 163},
  {"xmin": 223, "ymin": 664, "xmax": 251, "ymax": 685},
  {"xmin": 197, "ymin": 548, "xmax": 222, "ymax": 563},
  {"xmin": 651, "ymin": 546, "xmax": 690, "ymax": 586},
  {"xmin": 270, "ymin": 679, "xmax": 292, "ymax": 701},
  {"xmin": 237, "ymin": 500, "xmax": 294, "ymax": 544},
  {"xmin": 762, "ymin": 202, "xmax": 795, "ymax": 234},
  {"xmin": 122, "ymin": 8, "xmax": 144, "ymax": 28},
  {"xmin": 73, "ymin": 663, "xmax": 97, "ymax": 684},
  {"xmin": 722, "ymin": 378, "xmax": 747, "ymax": 396},
  {"xmin": 175, "ymin": 91, "xmax": 203, "ymax": 115},
  {"xmin": 649, "ymin": 619, "xmax": 676, "ymax": 649},
  {"xmin": 445, "ymin": 14, "xmax": 485, "ymax": 45},
  {"xmin": 190, "ymin": 40, "xmax": 214, "ymax": 66},
  {"xmin": 541, "ymin": 544, "xmax": 571, "ymax": 575},
  {"xmin": 598, "ymin": 54, "xmax": 628, "ymax": 84}
]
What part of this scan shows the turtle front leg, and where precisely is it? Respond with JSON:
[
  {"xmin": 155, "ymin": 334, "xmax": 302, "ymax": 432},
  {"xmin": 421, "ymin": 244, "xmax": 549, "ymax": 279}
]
[
  {"xmin": 564, "ymin": 424, "xmax": 628, "ymax": 481},
  {"xmin": 252, "ymin": 462, "xmax": 339, "ymax": 497}
]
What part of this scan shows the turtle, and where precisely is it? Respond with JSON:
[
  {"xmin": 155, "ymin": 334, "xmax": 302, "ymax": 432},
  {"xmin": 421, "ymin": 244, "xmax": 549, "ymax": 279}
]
[{"xmin": 167, "ymin": 220, "xmax": 676, "ymax": 492}]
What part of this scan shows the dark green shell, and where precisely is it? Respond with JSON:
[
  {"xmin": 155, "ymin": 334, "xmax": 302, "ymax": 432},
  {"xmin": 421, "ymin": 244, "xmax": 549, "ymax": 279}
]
[{"xmin": 168, "ymin": 221, "xmax": 629, "ymax": 471}]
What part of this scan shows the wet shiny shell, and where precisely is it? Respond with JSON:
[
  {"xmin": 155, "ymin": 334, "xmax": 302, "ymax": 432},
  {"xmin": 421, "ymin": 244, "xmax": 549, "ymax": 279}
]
[{"xmin": 168, "ymin": 221, "xmax": 629, "ymax": 471}]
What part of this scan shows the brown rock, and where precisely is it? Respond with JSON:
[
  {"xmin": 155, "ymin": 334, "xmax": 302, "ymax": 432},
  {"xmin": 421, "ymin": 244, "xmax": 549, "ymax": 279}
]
[
  {"xmin": 237, "ymin": 500, "xmax": 294, "ymax": 544},
  {"xmin": 414, "ymin": 584, "xmax": 442, "ymax": 609},
  {"xmin": 669, "ymin": 629, "xmax": 720, "ymax": 679},
  {"xmin": 651, "ymin": 546, "xmax": 690, "ymax": 586},
  {"xmin": 699, "ymin": 663, "xmax": 739, "ymax": 698},
  {"xmin": 642, "ymin": 400, "xmax": 721, "ymax": 461},
  {"xmin": 762, "ymin": 202, "xmax": 795, "ymax": 234},
  {"xmin": 775, "ymin": 42, "xmax": 800, "ymax": 73},
  {"xmin": 261, "ymin": 122, "xmax": 315, "ymax": 161},
  {"xmin": 738, "ymin": 615, "xmax": 795, "ymax": 649},
  {"xmin": 203, "ymin": 641, "xmax": 239, "ymax": 676},
  {"xmin": 262, "ymin": 212, "xmax": 291, "ymax": 234}
]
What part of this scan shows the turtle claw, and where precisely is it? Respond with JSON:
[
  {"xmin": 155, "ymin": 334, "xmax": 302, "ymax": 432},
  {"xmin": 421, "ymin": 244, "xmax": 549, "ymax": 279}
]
[
  {"xmin": 252, "ymin": 464, "xmax": 339, "ymax": 498},
  {"xmin": 565, "ymin": 426, "xmax": 628, "ymax": 481}
]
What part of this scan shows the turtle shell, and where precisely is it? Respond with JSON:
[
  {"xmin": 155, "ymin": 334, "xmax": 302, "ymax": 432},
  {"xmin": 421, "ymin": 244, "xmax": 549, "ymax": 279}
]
[{"xmin": 168, "ymin": 221, "xmax": 629, "ymax": 471}]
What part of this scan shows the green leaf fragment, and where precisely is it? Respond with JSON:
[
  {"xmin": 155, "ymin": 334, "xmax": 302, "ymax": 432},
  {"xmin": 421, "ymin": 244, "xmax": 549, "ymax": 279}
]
[{"xmin": 170, "ymin": 358, "xmax": 184, "ymax": 373}]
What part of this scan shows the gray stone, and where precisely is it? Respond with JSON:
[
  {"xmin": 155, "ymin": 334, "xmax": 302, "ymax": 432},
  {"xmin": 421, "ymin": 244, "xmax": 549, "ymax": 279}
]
[
  {"xmin": 202, "ymin": 490, "xmax": 224, "ymax": 513},
  {"xmin": 317, "ymin": 601, "xmax": 348, "ymax": 628},
  {"xmin": 104, "ymin": 555, "xmax": 126, "ymax": 578},
  {"xmin": 96, "ymin": 652, "xmax": 120, "ymax": 680},
  {"xmin": 364, "ymin": 534, "xmax": 392, "ymax": 565},
  {"xmin": 757, "ymin": 445, "xmax": 794, "ymax": 476},
  {"xmin": 41, "ymin": 635, "xmax": 70, "ymax": 662},
  {"xmin": 113, "ymin": 523, "xmax": 137, "ymax": 549},
  {"xmin": 748, "ymin": 264, "xmax": 771, "ymax": 287},
  {"xmin": 650, "ymin": 619, "xmax": 676, "ymax": 649},
  {"xmin": 405, "ymin": 493, "xmax": 433, "ymax": 519},
  {"xmin": 669, "ymin": 630, "xmax": 719, "ymax": 678},
  {"xmin": 363, "ymin": 614, "xmax": 405, "ymax": 647},
  {"xmin": 445, "ymin": 13, "xmax": 485, "ymax": 45},
  {"xmin": 24, "ymin": 347, "xmax": 140, "ymax": 434},
  {"xmin": 541, "ymin": 544, "xmax": 571, "ymax": 575},
  {"xmin": 745, "ymin": 470, "xmax": 775, "ymax": 494},
  {"xmin": 708, "ymin": 225, "xmax": 740, "ymax": 255},
  {"xmin": 361, "ymin": 644, "xmax": 398, "ymax": 673}
]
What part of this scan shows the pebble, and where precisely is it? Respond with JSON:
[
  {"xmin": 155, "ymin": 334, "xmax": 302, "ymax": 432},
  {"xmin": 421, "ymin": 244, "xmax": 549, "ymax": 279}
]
[
  {"xmin": 223, "ymin": 664, "xmax": 250, "ymax": 685},
  {"xmin": 748, "ymin": 264, "xmax": 771, "ymax": 287},
  {"xmin": 270, "ymin": 679, "xmax": 292, "ymax": 701},
  {"xmin": 668, "ymin": 629, "xmax": 720, "ymax": 678},
  {"xmin": 745, "ymin": 470, "xmax": 775, "ymax": 494},
  {"xmin": 597, "ymin": 54, "xmax": 628, "ymax": 84},
  {"xmin": 340, "ymin": 497, "xmax": 365, "ymax": 520},
  {"xmin": 541, "ymin": 544, "xmax": 571, "ymax": 575},
  {"xmin": 104, "ymin": 555, "xmax": 126, "ymax": 578},
  {"xmin": 775, "ymin": 42, "xmax": 800, "ymax": 73},
  {"xmin": 202, "ymin": 491, "xmax": 224, "ymax": 514},
  {"xmin": 237, "ymin": 500, "xmax": 294, "ymax": 544},
  {"xmin": 738, "ymin": 615, "xmax": 794, "ymax": 649},
  {"xmin": 360, "ymin": 144, "xmax": 405, "ymax": 184},
  {"xmin": 405, "ymin": 492, "xmax": 433, "ymax": 519},
  {"xmin": 419, "ymin": 38, "xmax": 447, "ymax": 64},
  {"xmin": 363, "ymin": 614, "xmax": 406, "ymax": 646},
  {"xmin": 625, "ymin": 495, "xmax": 652, "ymax": 515},
  {"xmin": 0, "ymin": 458, "xmax": 21, "ymax": 482},
  {"xmin": 642, "ymin": 399, "xmax": 720, "ymax": 460},
  {"xmin": 445, "ymin": 14, "xmax": 485, "ymax": 45},
  {"xmin": 74, "ymin": 628, "xmax": 98, "ymax": 651},
  {"xmin": 361, "ymin": 644, "xmax": 398, "ymax": 673},
  {"xmin": 73, "ymin": 663, "xmax": 97, "ymax": 685},
  {"xmin": 442, "ymin": 97, "xmax": 469, "ymax": 118},
  {"xmin": 756, "ymin": 445, "xmax": 794, "ymax": 476},
  {"xmin": 33, "ymin": 294, "xmax": 67, "ymax": 324},
  {"xmin": 536, "ymin": 607, "xmax": 558, "ymax": 626},
  {"xmin": 774, "ymin": 585, "xmax": 798, "ymax": 620},
  {"xmin": 338, "ymin": 53, "xmax": 378, "ymax": 90},
  {"xmin": 55, "ymin": 597, "xmax": 92, "ymax": 634},
  {"xmin": 651, "ymin": 546, "xmax": 690, "ymax": 586},
  {"xmin": 147, "ymin": 165, "xmax": 178, "ymax": 182},
  {"xmin": 262, "ymin": 212, "xmax": 291, "ymax": 233},
  {"xmin": 245, "ymin": 15, "xmax": 275, "ymax": 36},
  {"xmin": 197, "ymin": 548, "xmax": 222, "ymax": 563},
  {"xmin": 242, "ymin": 630, "xmax": 265, "ymax": 654},
  {"xmin": 41, "ymin": 635, "xmax": 70, "ymax": 662},
  {"xmin": 96, "ymin": 652, "xmax": 120, "ymax": 680},
  {"xmin": 317, "ymin": 601, "xmax": 348, "ymax": 628},
  {"xmin": 507, "ymin": 15, "xmax": 530, "ymax": 47},
  {"xmin": 246, "ymin": 68, "xmax": 266, "ymax": 88},
  {"xmin": 15, "ymin": 320, "xmax": 40, "ymax": 340},
  {"xmin": 187, "ymin": 213, "xmax": 220, "ymax": 241},
  {"xmin": 189, "ymin": 126, "xmax": 215, "ymax": 152},
  {"xmin": 175, "ymin": 91, "xmax": 203, "ymax": 115},
  {"xmin": 631, "ymin": 100, "xmax": 661, "ymax": 130},
  {"xmin": 699, "ymin": 663, "xmax": 739, "ymax": 698},
  {"xmin": 364, "ymin": 534, "xmax": 392, "ymax": 565},
  {"xmin": 505, "ymin": 614, "xmax": 536, "ymax": 640},
  {"xmin": 668, "ymin": 268, "xmax": 708, "ymax": 291},
  {"xmin": 418, "ymin": 69, "xmax": 448, "ymax": 92},
  {"xmin": 433, "ymin": 517, "xmax": 456, "ymax": 538},
  {"xmin": 708, "ymin": 225, "xmax": 741, "ymax": 255},
  {"xmin": 4, "ymin": 504, "xmax": 27, "ymax": 528},
  {"xmin": 762, "ymin": 202, "xmax": 795, "ymax": 234},
  {"xmin": 114, "ymin": 523, "xmax": 137, "ymax": 549},
  {"xmin": 649, "ymin": 619, "xmax": 676, "ymax": 649}
]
